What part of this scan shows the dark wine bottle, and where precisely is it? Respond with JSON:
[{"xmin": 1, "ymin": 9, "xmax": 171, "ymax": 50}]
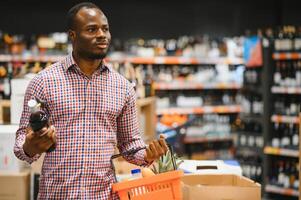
[{"xmin": 28, "ymin": 98, "xmax": 55, "ymax": 152}]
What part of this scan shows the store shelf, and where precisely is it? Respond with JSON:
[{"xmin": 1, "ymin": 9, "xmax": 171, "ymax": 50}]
[
  {"xmin": 242, "ymin": 85, "xmax": 263, "ymax": 94},
  {"xmin": 272, "ymin": 52, "xmax": 301, "ymax": 60},
  {"xmin": 239, "ymin": 114, "xmax": 263, "ymax": 123},
  {"xmin": 265, "ymin": 184, "xmax": 298, "ymax": 197},
  {"xmin": 136, "ymin": 96, "xmax": 156, "ymax": 107},
  {"xmin": 0, "ymin": 54, "xmax": 66, "ymax": 62},
  {"xmin": 153, "ymin": 82, "xmax": 241, "ymax": 90},
  {"xmin": 271, "ymin": 115, "xmax": 299, "ymax": 124},
  {"xmin": 245, "ymin": 65, "xmax": 262, "ymax": 69},
  {"xmin": 109, "ymin": 56, "xmax": 245, "ymax": 65},
  {"xmin": 271, "ymin": 86, "xmax": 301, "ymax": 94},
  {"xmin": 236, "ymin": 145, "xmax": 263, "ymax": 154},
  {"xmin": 183, "ymin": 135, "xmax": 233, "ymax": 144},
  {"xmin": 0, "ymin": 54, "xmax": 245, "ymax": 65},
  {"xmin": 264, "ymin": 146, "xmax": 298, "ymax": 158},
  {"xmin": 156, "ymin": 105, "xmax": 241, "ymax": 115}
]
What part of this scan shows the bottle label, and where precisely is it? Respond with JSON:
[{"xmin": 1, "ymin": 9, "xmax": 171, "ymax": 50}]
[
  {"xmin": 293, "ymin": 134, "xmax": 299, "ymax": 146},
  {"xmin": 272, "ymin": 138, "xmax": 280, "ymax": 148},
  {"xmin": 274, "ymin": 72, "xmax": 281, "ymax": 85},
  {"xmin": 281, "ymin": 137, "xmax": 290, "ymax": 147},
  {"xmin": 294, "ymin": 39, "xmax": 301, "ymax": 50}
]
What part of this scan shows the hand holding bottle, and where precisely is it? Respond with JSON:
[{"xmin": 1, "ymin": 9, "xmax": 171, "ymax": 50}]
[
  {"xmin": 23, "ymin": 97, "xmax": 56, "ymax": 157},
  {"xmin": 23, "ymin": 126, "xmax": 56, "ymax": 157}
]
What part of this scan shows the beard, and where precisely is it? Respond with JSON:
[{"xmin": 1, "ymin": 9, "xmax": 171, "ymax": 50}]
[
  {"xmin": 78, "ymin": 48, "xmax": 108, "ymax": 60},
  {"xmin": 86, "ymin": 52, "xmax": 107, "ymax": 60}
]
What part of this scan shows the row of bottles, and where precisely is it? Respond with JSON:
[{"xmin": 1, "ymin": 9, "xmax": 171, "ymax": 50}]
[
  {"xmin": 271, "ymin": 123, "xmax": 299, "ymax": 149},
  {"xmin": 112, "ymin": 62, "xmax": 155, "ymax": 99},
  {"xmin": 238, "ymin": 133, "xmax": 264, "ymax": 148},
  {"xmin": 0, "ymin": 31, "xmax": 70, "ymax": 55},
  {"xmin": 144, "ymin": 63, "xmax": 243, "ymax": 85},
  {"xmin": 273, "ymin": 26, "xmax": 301, "ymax": 52},
  {"xmin": 0, "ymin": 63, "xmax": 12, "ymax": 99},
  {"xmin": 113, "ymin": 35, "xmax": 244, "ymax": 58},
  {"xmin": 156, "ymin": 90, "xmax": 240, "ymax": 108},
  {"xmin": 244, "ymin": 68, "xmax": 261, "ymax": 86},
  {"xmin": 269, "ymin": 158, "xmax": 299, "ymax": 190},
  {"xmin": 273, "ymin": 60, "xmax": 301, "ymax": 87},
  {"xmin": 241, "ymin": 94, "xmax": 263, "ymax": 115},
  {"xmin": 233, "ymin": 118, "xmax": 262, "ymax": 133},
  {"xmin": 185, "ymin": 114, "xmax": 231, "ymax": 138},
  {"xmin": 273, "ymin": 95, "xmax": 300, "ymax": 116},
  {"xmin": 0, "ymin": 61, "xmax": 53, "ymax": 99},
  {"xmin": 236, "ymin": 153, "xmax": 262, "ymax": 183}
]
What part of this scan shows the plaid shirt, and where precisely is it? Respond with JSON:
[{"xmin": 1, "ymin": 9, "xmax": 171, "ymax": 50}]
[{"xmin": 14, "ymin": 54, "xmax": 148, "ymax": 199}]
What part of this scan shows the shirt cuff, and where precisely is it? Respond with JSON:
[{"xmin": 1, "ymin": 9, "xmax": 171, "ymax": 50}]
[
  {"xmin": 19, "ymin": 141, "xmax": 40, "ymax": 164},
  {"xmin": 135, "ymin": 148, "xmax": 154, "ymax": 167}
]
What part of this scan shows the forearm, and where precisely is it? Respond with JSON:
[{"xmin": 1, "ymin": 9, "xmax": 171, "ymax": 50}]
[
  {"xmin": 14, "ymin": 128, "xmax": 40, "ymax": 164},
  {"xmin": 118, "ymin": 137, "xmax": 149, "ymax": 166}
]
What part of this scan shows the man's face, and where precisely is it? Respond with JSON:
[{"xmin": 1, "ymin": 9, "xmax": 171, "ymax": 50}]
[{"xmin": 70, "ymin": 7, "xmax": 111, "ymax": 59}]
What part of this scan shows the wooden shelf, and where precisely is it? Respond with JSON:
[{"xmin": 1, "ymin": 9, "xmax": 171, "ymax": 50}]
[
  {"xmin": 136, "ymin": 97, "xmax": 156, "ymax": 142},
  {"xmin": 272, "ymin": 52, "xmax": 301, "ymax": 60},
  {"xmin": 271, "ymin": 86, "xmax": 301, "ymax": 94},
  {"xmin": 265, "ymin": 184, "xmax": 298, "ymax": 197},
  {"xmin": 0, "ymin": 99, "xmax": 11, "ymax": 124},
  {"xmin": 264, "ymin": 146, "xmax": 298, "ymax": 158},
  {"xmin": 183, "ymin": 136, "xmax": 233, "ymax": 144},
  {"xmin": 271, "ymin": 115, "xmax": 299, "ymax": 124},
  {"xmin": 156, "ymin": 105, "xmax": 241, "ymax": 115},
  {"xmin": 137, "ymin": 97, "xmax": 156, "ymax": 107},
  {"xmin": 153, "ymin": 82, "xmax": 241, "ymax": 90}
]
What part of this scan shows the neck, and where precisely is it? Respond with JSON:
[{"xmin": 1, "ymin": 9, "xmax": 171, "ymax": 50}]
[{"xmin": 72, "ymin": 51, "xmax": 102, "ymax": 77}]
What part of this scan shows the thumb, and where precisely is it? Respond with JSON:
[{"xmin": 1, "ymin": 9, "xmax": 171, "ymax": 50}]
[{"xmin": 159, "ymin": 134, "xmax": 166, "ymax": 139}]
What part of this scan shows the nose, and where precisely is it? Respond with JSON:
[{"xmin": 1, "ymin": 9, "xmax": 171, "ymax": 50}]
[{"xmin": 96, "ymin": 28, "xmax": 105, "ymax": 38}]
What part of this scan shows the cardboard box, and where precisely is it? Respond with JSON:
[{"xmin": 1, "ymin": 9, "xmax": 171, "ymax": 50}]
[
  {"xmin": 181, "ymin": 174, "xmax": 261, "ymax": 200},
  {"xmin": 0, "ymin": 125, "xmax": 29, "ymax": 171},
  {"xmin": 0, "ymin": 170, "xmax": 30, "ymax": 200},
  {"xmin": 30, "ymin": 154, "xmax": 44, "ymax": 200},
  {"xmin": 179, "ymin": 160, "xmax": 242, "ymax": 176}
]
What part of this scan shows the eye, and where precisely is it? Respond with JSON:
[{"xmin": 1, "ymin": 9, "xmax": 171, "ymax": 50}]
[
  {"xmin": 102, "ymin": 27, "xmax": 109, "ymax": 32},
  {"xmin": 87, "ymin": 27, "xmax": 97, "ymax": 33}
]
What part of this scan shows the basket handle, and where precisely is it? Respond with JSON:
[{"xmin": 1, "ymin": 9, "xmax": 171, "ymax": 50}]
[{"xmin": 110, "ymin": 143, "xmax": 177, "ymax": 182}]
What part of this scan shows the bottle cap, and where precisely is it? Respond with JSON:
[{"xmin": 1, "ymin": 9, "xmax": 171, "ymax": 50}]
[
  {"xmin": 131, "ymin": 168, "xmax": 141, "ymax": 175},
  {"xmin": 28, "ymin": 99, "xmax": 40, "ymax": 113}
]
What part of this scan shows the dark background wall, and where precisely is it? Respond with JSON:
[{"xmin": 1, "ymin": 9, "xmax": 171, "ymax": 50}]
[{"xmin": 1, "ymin": 0, "xmax": 301, "ymax": 40}]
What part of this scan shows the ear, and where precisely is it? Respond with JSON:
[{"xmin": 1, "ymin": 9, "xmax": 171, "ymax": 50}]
[{"xmin": 68, "ymin": 30, "xmax": 76, "ymax": 42}]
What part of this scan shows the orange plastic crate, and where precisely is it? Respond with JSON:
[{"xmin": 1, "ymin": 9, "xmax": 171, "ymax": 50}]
[{"xmin": 112, "ymin": 170, "xmax": 183, "ymax": 200}]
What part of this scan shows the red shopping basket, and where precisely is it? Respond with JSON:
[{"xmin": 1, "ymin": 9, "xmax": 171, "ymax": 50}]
[{"xmin": 111, "ymin": 145, "xmax": 183, "ymax": 200}]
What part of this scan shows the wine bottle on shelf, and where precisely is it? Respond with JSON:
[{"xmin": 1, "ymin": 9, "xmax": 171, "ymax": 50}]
[
  {"xmin": 294, "ymin": 27, "xmax": 301, "ymax": 51},
  {"xmin": 291, "ymin": 124, "xmax": 299, "ymax": 149},
  {"xmin": 274, "ymin": 61, "xmax": 281, "ymax": 86},
  {"xmin": 271, "ymin": 123, "xmax": 280, "ymax": 148},
  {"xmin": 3, "ymin": 62, "xmax": 12, "ymax": 99},
  {"xmin": 280, "ymin": 124, "xmax": 290, "ymax": 148},
  {"xmin": 277, "ymin": 161, "xmax": 285, "ymax": 187}
]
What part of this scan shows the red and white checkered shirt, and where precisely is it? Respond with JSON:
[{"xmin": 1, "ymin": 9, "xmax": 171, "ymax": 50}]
[{"xmin": 14, "ymin": 54, "xmax": 148, "ymax": 199}]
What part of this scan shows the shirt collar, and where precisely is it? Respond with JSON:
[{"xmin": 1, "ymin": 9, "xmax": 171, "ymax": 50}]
[{"xmin": 61, "ymin": 54, "xmax": 112, "ymax": 73}]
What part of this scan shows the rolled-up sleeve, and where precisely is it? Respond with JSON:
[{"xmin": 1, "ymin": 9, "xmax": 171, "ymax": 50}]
[
  {"xmin": 116, "ymin": 83, "xmax": 149, "ymax": 166},
  {"xmin": 14, "ymin": 74, "xmax": 47, "ymax": 164}
]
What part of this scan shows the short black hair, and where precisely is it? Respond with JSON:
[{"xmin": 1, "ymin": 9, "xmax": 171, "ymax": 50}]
[{"xmin": 67, "ymin": 2, "xmax": 101, "ymax": 30}]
